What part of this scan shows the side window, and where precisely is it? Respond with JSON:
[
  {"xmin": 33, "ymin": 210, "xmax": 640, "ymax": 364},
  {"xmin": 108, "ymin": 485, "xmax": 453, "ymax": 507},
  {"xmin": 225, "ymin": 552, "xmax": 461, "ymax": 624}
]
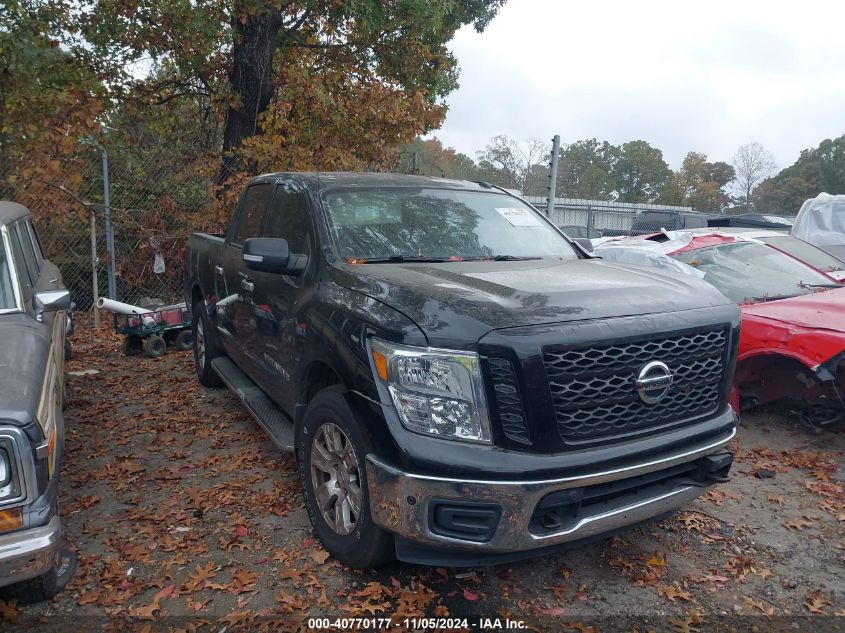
[
  {"xmin": 264, "ymin": 187, "xmax": 313, "ymax": 256},
  {"xmin": 26, "ymin": 220, "xmax": 44, "ymax": 264},
  {"xmin": 15, "ymin": 222, "xmax": 40, "ymax": 280},
  {"xmin": 8, "ymin": 225, "xmax": 34, "ymax": 289},
  {"xmin": 0, "ymin": 236, "xmax": 17, "ymax": 309},
  {"xmin": 233, "ymin": 183, "xmax": 273, "ymax": 246}
]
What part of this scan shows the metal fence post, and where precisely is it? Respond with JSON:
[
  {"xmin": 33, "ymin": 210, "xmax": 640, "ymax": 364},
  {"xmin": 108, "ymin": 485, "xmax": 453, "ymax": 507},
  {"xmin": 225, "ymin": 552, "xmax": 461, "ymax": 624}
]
[
  {"xmin": 101, "ymin": 147, "xmax": 116, "ymax": 300},
  {"xmin": 587, "ymin": 204, "xmax": 594, "ymax": 233},
  {"xmin": 89, "ymin": 209, "xmax": 100, "ymax": 328},
  {"xmin": 546, "ymin": 135, "xmax": 561, "ymax": 217}
]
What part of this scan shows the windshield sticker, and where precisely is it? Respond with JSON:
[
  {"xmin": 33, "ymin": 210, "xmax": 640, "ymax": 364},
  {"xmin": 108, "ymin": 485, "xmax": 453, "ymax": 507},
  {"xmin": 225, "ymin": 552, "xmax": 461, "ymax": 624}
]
[{"xmin": 496, "ymin": 207, "xmax": 542, "ymax": 227}]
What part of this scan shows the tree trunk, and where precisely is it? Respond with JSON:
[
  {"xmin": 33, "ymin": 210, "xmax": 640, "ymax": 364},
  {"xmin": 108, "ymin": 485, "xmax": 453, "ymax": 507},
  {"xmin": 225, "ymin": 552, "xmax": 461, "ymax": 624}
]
[{"xmin": 216, "ymin": 6, "xmax": 283, "ymax": 184}]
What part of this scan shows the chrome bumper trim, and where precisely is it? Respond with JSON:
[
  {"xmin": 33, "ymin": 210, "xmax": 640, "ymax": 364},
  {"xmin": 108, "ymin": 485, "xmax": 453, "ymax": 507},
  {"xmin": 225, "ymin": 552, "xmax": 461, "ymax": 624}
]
[
  {"xmin": 0, "ymin": 516, "xmax": 61, "ymax": 588},
  {"xmin": 366, "ymin": 430, "xmax": 734, "ymax": 552}
]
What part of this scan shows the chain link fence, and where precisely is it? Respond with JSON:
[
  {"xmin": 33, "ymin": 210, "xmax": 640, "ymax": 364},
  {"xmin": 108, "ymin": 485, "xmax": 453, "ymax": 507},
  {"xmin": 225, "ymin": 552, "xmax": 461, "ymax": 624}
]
[
  {"xmin": 524, "ymin": 196, "xmax": 703, "ymax": 237},
  {"xmin": 0, "ymin": 148, "xmax": 220, "ymax": 311}
]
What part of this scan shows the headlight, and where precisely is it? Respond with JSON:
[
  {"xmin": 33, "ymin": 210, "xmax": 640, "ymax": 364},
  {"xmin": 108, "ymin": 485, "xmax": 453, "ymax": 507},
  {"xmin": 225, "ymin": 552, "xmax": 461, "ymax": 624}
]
[{"xmin": 370, "ymin": 338, "xmax": 491, "ymax": 444}]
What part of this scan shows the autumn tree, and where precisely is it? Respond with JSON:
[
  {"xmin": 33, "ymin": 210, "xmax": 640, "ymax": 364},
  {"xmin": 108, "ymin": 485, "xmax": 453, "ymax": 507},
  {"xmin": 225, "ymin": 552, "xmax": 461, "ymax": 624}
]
[
  {"xmin": 555, "ymin": 139, "xmax": 618, "ymax": 199},
  {"xmin": 82, "ymin": 0, "xmax": 506, "ymax": 183},
  {"xmin": 669, "ymin": 152, "xmax": 735, "ymax": 212},
  {"xmin": 611, "ymin": 140, "xmax": 672, "ymax": 203},
  {"xmin": 755, "ymin": 135, "xmax": 845, "ymax": 214},
  {"xmin": 476, "ymin": 135, "xmax": 546, "ymax": 192},
  {"xmin": 397, "ymin": 137, "xmax": 479, "ymax": 180},
  {"xmin": 733, "ymin": 141, "xmax": 776, "ymax": 211}
]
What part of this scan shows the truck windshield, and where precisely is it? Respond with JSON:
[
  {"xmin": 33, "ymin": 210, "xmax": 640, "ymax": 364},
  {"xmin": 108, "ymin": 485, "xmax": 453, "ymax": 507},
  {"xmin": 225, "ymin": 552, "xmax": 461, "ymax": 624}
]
[
  {"xmin": 673, "ymin": 241, "xmax": 836, "ymax": 304},
  {"xmin": 0, "ymin": 237, "xmax": 17, "ymax": 310},
  {"xmin": 322, "ymin": 188, "xmax": 578, "ymax": 262}
]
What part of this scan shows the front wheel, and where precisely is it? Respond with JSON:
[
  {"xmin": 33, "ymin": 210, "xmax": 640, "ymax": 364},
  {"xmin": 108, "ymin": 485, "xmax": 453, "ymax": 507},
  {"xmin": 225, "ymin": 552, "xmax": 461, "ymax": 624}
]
[
  {"xmin": 299, "ymin": 387, "xmax": 394, "ymax": 568},
  {"xmin": 0, "ymin": 546, "xmax": 76, "ymax": 604}
]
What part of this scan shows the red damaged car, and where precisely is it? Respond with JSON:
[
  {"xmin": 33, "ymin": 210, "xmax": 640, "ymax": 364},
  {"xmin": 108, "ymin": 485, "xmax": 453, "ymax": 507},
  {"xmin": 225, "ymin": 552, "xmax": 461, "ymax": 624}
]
[{"xmin": 595, "ymin": 232, "xmax": 845, "ymax": 429}]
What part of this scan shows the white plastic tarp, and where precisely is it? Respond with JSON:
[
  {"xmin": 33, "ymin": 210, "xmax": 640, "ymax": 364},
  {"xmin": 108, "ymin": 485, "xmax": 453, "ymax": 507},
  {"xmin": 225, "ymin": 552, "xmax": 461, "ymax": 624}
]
[
  {"xmin": 791, "ymin": 193, "xmax": 845, "ymax": 260},
  {"xmin": 593, "ymin": 231, "xmax": 706, "ymax": 278}
]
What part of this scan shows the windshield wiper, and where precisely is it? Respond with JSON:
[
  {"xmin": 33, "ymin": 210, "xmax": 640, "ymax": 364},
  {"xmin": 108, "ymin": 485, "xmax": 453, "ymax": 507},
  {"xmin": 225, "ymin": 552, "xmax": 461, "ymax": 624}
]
[
  {"xmin": 463, "ymin": 255, "xmax": 543, "ymax": 261},
  {"xmin": 801, "ymin": 283, "xmax": 842, "ymax": 288},
  {"xmin": 747, "ymin": 294, "xmax": 798, "ymax": 303},
  {"xmin": 357, "ymin": 255, "xmax": 450, "ymax": 264}
]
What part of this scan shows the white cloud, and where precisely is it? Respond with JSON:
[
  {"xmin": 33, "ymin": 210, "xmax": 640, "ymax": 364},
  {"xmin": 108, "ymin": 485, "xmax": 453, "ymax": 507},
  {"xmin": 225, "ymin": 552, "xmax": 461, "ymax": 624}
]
[{"xmin": 433, "ymin": 0, "xmax": 845, "ymax": 168}]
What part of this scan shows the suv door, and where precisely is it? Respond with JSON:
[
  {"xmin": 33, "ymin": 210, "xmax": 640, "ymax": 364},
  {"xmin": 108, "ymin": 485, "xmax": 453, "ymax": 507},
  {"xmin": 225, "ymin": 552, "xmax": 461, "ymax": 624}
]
[
  {"xmin": 7, "ymin": 220, "xmax": 67, "ymax": 380},
  {"xmin": 247, "ymin": 182, "xmax": 316, "ymax": 413},
  {"xmin": 218, "ymin": 183, "xmax": 273, "ymax": 371}
]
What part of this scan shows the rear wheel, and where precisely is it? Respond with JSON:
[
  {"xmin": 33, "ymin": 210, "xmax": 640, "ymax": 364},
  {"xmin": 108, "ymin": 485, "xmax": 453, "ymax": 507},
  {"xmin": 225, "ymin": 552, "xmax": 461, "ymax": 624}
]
[
  {"xmin": 174, "ymin": 329, "xmax": 193, "ymax": 351},
  {"xmin": 299, "ymin": 386, "xmax": 394, "ymax": 568},
  {"xmin": 143, "ymin": 335, "xmax": 167, "ymax": 358},
  {"xmin": 192, "ymin": 301, "xmax": 223, "ymax": 387},
  {"xmin": 122, "ymin": 335, "xmax": 143, "ymax": 356}
]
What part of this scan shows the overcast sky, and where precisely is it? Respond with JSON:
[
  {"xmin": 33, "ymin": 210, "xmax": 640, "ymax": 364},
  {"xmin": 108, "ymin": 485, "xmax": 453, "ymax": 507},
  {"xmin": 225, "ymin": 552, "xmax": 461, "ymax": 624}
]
[{"xmin": 433, "ymin": 0, "xmax": 845, "ymax": 170}]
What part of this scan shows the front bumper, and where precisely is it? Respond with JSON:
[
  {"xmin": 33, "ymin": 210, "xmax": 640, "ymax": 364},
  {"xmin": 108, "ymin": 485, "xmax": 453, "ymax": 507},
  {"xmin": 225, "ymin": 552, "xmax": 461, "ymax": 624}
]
[
  {"xmin": 0, "ymin": 515, "xmax": 61, "ymax": 588},
  {"xmin": 366, "ymin": 428, "xmax": 734, "ymax": 562}
]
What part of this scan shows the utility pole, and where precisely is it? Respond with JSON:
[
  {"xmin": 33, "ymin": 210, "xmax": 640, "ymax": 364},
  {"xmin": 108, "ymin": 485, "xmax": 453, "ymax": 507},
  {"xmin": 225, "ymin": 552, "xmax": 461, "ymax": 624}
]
[{"xmin": 546, "ymin": 135, "xmax": 561, "ymax": 217}]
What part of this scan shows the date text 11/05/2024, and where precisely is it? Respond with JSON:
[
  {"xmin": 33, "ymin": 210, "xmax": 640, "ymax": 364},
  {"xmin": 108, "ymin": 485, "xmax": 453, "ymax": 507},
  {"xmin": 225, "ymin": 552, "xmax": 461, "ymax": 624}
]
[{"xmin": 307, "ymin": 617, "xmax": 527, "ymax": 630}]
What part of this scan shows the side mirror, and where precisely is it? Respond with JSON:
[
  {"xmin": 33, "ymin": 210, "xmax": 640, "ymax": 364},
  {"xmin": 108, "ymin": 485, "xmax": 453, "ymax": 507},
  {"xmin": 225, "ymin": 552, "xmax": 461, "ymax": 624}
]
[
  {"xmin": 34, "ymin": 289, "xmax": 71, "ymax": 322},
  {"xmin": 573, "ymin": 237, "xmax": 594, "ymax": 253},
  {"xmin": 243, "ymin": 238, "xmax": 305, "ymax": 276}
]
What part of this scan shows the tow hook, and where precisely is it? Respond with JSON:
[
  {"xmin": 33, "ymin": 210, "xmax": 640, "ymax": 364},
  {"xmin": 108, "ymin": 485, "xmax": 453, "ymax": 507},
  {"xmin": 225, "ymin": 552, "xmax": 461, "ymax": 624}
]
[{"xmin": 700, "ymin": 452, "xmax": 733, "ymax": 484}]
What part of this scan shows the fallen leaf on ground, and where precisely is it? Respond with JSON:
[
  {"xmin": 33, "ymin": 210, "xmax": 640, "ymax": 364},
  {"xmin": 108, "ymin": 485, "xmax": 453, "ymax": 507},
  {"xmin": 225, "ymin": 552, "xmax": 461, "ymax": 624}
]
[{"xmin": 804, "ymin": 591, "xmax": 831, "ymax": 614}]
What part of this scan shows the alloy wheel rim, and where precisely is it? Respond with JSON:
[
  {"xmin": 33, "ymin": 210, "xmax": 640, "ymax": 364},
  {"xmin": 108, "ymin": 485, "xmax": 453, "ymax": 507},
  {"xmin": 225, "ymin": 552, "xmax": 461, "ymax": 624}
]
[
  {"xmin": 310, "ymin": 422, "xmax": 362, "ymax": 536},
  {"xmin": 196, "ymin": 319, "xmax": 205, "ymax": 369}
]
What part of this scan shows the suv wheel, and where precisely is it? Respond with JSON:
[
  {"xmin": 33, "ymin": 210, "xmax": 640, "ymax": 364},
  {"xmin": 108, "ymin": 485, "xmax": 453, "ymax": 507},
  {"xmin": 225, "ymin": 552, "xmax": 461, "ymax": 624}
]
[
  {"xmin": 192, "ymin": 301, "xmax": 223, "ymax": 387},
  {"xmin": 299, "ymin": 386, "xmax": 394, "ymax": 567}
]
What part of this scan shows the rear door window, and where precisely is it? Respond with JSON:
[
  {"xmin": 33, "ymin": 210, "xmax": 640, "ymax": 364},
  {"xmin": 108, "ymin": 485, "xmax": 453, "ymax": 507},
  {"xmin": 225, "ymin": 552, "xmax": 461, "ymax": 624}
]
[{"xmin": 233, "ymin": 183, "xmax": 273, "ymax": 246}]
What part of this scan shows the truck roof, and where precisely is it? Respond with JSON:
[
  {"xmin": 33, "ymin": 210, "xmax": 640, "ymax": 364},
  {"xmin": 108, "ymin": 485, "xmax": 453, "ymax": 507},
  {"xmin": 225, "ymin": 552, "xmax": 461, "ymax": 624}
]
[
  {"xmin": 249, "ymin": 171, "xmax": 501, "ymax": 194},
  {"xmin": 0, "ymin": 201, "xmax": 31, "ymax": 226}
]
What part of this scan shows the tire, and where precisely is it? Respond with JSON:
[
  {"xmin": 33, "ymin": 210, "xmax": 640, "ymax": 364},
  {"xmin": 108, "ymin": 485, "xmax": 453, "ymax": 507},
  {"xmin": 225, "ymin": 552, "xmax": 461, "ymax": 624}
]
[
  {"xmin": 122, "ymin": 335, "xmax": 143, "ymax": 357},
  {"xmin": 299, "ymin": 386, "xmax": 394, "ymax": 568},
  {"xmin": 0, "ymin": 547, "xmax": 76, "ymax": 604},
  {"xmin": 143, "ymin": 335, "xmax": 167, "ymax": 358},
  {"xmin": 174, "ymin": 329, "xmax": 193, "ymax": 351},
  {"xmin": 192, "ymin": 301, "xmax": 223, "ymax": 387}
]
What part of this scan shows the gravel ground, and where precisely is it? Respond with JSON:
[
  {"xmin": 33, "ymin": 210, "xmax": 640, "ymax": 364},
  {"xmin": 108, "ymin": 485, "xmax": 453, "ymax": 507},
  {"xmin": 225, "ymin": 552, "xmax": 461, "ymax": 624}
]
[{"xmin": 3, "ymin": 321, "xmax": 844, "ymax": 632}]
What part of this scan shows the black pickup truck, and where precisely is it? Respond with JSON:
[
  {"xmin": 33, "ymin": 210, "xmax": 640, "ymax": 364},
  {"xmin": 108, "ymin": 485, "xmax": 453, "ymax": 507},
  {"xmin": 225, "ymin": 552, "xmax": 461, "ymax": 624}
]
[{"xmin": 185, "ymin": 173, "xmax": 740, "ymax": 567}]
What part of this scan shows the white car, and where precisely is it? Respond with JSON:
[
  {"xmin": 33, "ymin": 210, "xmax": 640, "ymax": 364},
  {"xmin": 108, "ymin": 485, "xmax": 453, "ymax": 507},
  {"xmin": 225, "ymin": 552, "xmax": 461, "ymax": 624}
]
[{"xmin": 792, "ymin": 193, "xmax": 845, "ymax": 262}]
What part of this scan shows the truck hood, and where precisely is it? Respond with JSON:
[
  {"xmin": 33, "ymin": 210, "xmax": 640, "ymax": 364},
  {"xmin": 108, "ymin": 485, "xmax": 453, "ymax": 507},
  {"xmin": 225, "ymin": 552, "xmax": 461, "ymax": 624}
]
[
  {"xmin": 0, "ymin": 312, "xmax": 51, "ymax": 426},
  {"xmin": 333, "ymin": 258, "xmax": 734, "ymax": 347},
  {"xmin": 741, "ymin": 287, "xmax": 845, "ymax": 333}
]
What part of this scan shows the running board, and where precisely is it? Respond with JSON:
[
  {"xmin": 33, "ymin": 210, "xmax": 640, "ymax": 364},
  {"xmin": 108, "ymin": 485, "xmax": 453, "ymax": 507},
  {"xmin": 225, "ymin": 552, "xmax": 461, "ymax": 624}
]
[{"xmin": 211, "ymin": 356, "xmax": 295, "ymax": 451}]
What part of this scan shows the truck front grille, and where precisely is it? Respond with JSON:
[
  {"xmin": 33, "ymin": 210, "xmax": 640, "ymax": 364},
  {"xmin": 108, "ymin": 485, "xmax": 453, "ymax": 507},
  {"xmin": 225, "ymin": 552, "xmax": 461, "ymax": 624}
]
[
  {"xmin": 543, "ymin": 328, "xmax": 727, "ymax": 445},
  {"xmin": 486, "ymin": 357, "xmax": 531, "ymax": 445}
]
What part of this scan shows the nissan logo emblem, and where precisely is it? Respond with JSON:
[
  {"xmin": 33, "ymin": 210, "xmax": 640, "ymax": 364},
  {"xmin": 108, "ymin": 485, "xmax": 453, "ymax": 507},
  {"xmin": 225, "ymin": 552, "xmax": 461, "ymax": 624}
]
[{"xmin": 634, "ymin": 361, "xmax": 673, "ymax": 404}]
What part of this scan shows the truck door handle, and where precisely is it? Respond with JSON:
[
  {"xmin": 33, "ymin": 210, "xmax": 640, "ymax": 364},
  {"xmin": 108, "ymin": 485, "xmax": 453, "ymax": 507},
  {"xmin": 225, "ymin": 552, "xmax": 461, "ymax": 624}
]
[
  {"xmin": 215, "ymin": 265, "xmax": 224, "ymax": 275},
  {"xmin": 241, "ymin": 279, "xmax": 254, "ymax": 293}
]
